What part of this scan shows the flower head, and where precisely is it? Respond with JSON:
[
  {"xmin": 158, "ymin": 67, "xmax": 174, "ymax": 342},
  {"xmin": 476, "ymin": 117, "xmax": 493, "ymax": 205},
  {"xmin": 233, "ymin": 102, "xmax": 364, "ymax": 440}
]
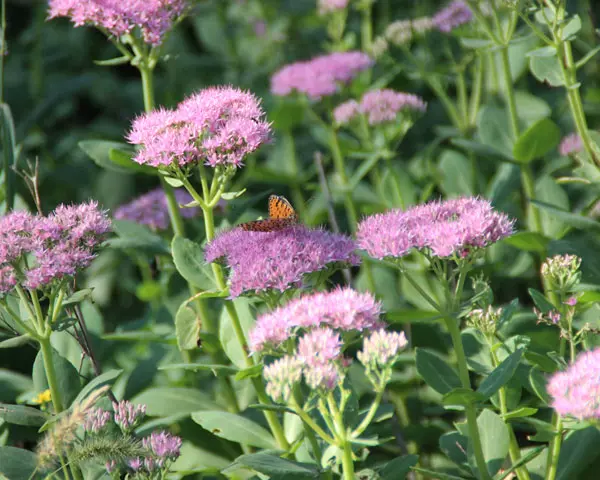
[
  {"xmin": 0, "ymin": 202, "xmax": 110, "ymax": 292},
  {"xmin": 128, "ymin": 86, "xmax": 271, "ymax": 168},
  {"xmin": 336, "ymin": 89, "xmax": 426, "ymax": 126},
  {"xmin": 333, "ymin": 100, "xmax": 360, "ymax": 125},
  {"xmin": 143, "ymin": 431, "xmax": 182, "ymax": 460},
  {"xmin": 559, "ymin": 133, "xmax": 583, "ymax": 156},
  {"xmin": 385, "ymin": 16, "xmax": 434, "ymax": 45},
  {"xmin": 47, "ymin": 0, "xmax": 188, "ymax": 46},
  {"xmin": 128, "ymin": 457, "xmax": 143, "ymax": 471},
  {"xmin": 541, "ymin": 254, "xmax": 581, "ymax": 292},
  {"xmin": 358, "ymin": 330, "xmax": 408, "ymax": 370},
  {"xmin": 433, "ymin": 1, "xmax": 473, "ymax": 32},
  {"xmin": 318, "ymin": 0, "xmax": 349, "ymax": 15},
  {"xmin": 264, "ymin": 355, "xmax": 303, "ymax": 402},
  {"xmin": 357, "ymin": 197, "xmax": 514, "ymax": 260},
  {"xmin": 84, "ymin": 407, "xmax": 111, "ymax": 433},
  {"xmin": 114, "ymin": 188, "xmax": 200, "ymax": 230},
  {"xmin": 205, "ymin": 225, "xmax": 359, "ymax": 298},
  {"xmin": 113, "ymin": 400, "xmax": 146, "ymax": 432},
  {"xmin": 467, "ymin": 306, "xmax": 503, "ymax": 335},
  {"xmin": 297, "ymin": 328, "xmax": 343, "ymax": 366},
  {"xmin": 105, "ymin": 460, "xmax": 117, "ymax": 473},
  {"xmin": 271, "ymin": 51, "xmax": 373, "ymax": 100},
  {"xmin": 249, "ymin": 287, "xmax": 382, "ymax": 353},
  {"xmin": 548, "ymin": 348, "xmax": 600, "ymax": 420},
  {"xmin": 304, "ymin": 362, "xmax": 340, "ymax": 390}
]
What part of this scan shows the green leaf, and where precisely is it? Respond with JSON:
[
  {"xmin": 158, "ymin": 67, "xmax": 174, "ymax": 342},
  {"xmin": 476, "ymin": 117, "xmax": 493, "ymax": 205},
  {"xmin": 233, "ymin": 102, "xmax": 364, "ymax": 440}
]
[
  {"xmin": 73, "ymin": 369, "xmax": 122, "ymax": 405},
  {"xmin": 229, "ymin": 452, "xmax": 321, "ymax": 478},
  {"xmin": 411, "ymin": 467, "xmax": 467, "ymax": 480},
  {"xmin": 576, "ymin": 45, "xmax": 600, "ymax": 69},
  {"xmin": 460, "ymin": 37, "xmax": 494, "ymax": 49},
  {"xmin": 477, "ymin": 105, "xmax": 514, "ymax": 156},
  {"xmin": 528, "ymin": 288, "xmax": 555, "ymax": 314},
  {"xmin": 109, "ymin": 219, "xmax": 170, "ymax": 255},
  {"xmin": 0, "ymin": 446, "xmax": 38, "ymax": 480},
  {"xmin": 221, "ymin": 189, "xmax": 246, "ymax": 200},
  {"xmin": 79, "ymin": 140, "xmax": 154, "ymax": 174},
  {"xmin": 93, "ymin": 55, "xmax": 130, "ymax": 66},
  {"xmin": 0, "ymin": 403, "xmax": 49, "ymax": 426},
  {"xmin": 349, "ymin": 152, "xmax": 382, "ymax": 188},
  {"xmin": 32, "ymin": 346, "xmax": 81, "ymax": 408},
  {"xmin": 561, "ymin": 15, "xmax": 581, "ymax": 40},
  {"xmin": 513, "ymin": 118, "xmax": 561, "ymax": 163},
  {"xmin": 438, "ymin": 150, "xmax": 473, "ymax": 196},
  {"xmin": 171, "ymin": 441, "xmax": 230, "ymax": 473},
  {"xmin": 443, "ymin": 388, "xmax": 485, "ymax": 408},
  {"xmin": 462, "ymin": 328, "xmax": 493, "ymax": 375},
  {"xmin": 529, "ymin": 367, "xmax": 551, "ymax": 404},
  {"xmin": 234, "ymin": 364, "xmax": 263, "ymax": 381},
  {"xmin": 0, "ymin": 103, "xmax": 17, "ymax": 211},
  {"xmin": 163, "ymin": 175, "xmax": 184, "ymax": 187},
  {"xmin": 451, "ymin": 139, "xmax": 516, "ymax": 164},
  {"xmin": 439, "ymin": 432, "xmax": 469, "ymax": 468},
  {"xmin": 477, "ymin": 409, "xmax": 509, "ymax": 477},
  {"xmin": 531, "ymin": 200, "xmax": 600, "ymax": 231},
  {"xmin": 377, "ymin": 455, "xmax": 419, "ymax": 480},
  {"xmin": 503, "ymin": 232, "xmax": 549, "ymax": 253},
  {"xmin": 192, "ymin": 411, "xmax": 277, "ymax": 449},
  {"xmin": 0, "ymin": 335, "xmax": 32, "ymax": 349},
  {"xmin": 172, "ymin": 236, "xmax": 216, "ymax": 290},
  {"xmin": 557, "ymin": 427, "xmax": 600, "ymax": 479},
  {"xmin": 529, "ymin": 55, "xmax": 565, "ymax": 87},
  {"xmin": 133, "ymin": 387, "xmax": 220, "ymax": 416},
  {"xmin": 159, "ymin": 363, "xmax": 239, "ymax": 377},
  {"xmin": 220, "ymin": 298, "xmax": 255, "ymax": 368},
  {"xmin": 415, "ymin": 348, "xmax": 462, "ymax": 395},
  {"xmin": 175, "ymin": 302, "xmax": 200, "ymax": 351},
  {"xmin": 62, "ymin": 288, "xmax": 94, "ymax": 307},
  {"xmin": 526, "ymin": 46, "xmax": 557, "ymax": 57},
  {"xmin": 477, "ymin": 349, "xmax": 524, "ymax": 400},
  {"xmin": 495, "ymin": 445, "xmax": 545, "ymax": 480},
  {"xmin": 502, "ymin": 407, "xmax": 538, "ymax": 420}
]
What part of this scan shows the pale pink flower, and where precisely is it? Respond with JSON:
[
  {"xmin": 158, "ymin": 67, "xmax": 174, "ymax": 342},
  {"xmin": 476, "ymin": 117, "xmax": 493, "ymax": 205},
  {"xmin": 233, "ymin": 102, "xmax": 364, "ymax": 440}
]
[
  {"xmin": 358, "ymin": 330, "xmax": 408, "ymax": 369},
  {"xmin": 318, "ymin": 0, "xmax": 349, "ymax": 15},
  {"xmin": 47, "ymin": 0, "xmax": 188, "ymax": 46},
  {"xmin": 433, "ymin": 1, "xmax": 473, "ymax": 32},
  {"xmin": 271, "ymin": 51, "xmax": 373, "ymax": 100},
  {"xmin": 559, "ymin": 133, "xmax": 583, "ymax": 156},
  {"xmin": 297, "ymin": 328, "xmax": 342, "ymax": 366},
  {"xmin": 547, "ymin": 348, "xmax": 600, "ymax": 420},
  {"xmin": 264, "ymin": 355, "xmax": 303, "ymax": 402}
]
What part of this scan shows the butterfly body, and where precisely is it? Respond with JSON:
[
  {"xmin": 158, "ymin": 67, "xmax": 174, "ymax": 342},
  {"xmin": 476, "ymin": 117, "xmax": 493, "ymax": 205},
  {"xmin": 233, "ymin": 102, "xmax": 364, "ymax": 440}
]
[{"xmin": 239, "ymin": 195, "xmax": 298, "ymax": 232}]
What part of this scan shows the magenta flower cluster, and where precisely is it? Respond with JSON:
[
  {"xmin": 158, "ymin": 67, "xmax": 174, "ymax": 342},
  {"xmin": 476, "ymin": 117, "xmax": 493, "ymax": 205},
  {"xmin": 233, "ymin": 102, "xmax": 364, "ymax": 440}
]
[
  {"xmin": 432, "ymin": 1, "xmax": 473, "ymax": 32},
  {"xmin": 334, "ymin": 88, "xmax": 427, "ymax": 125},
  {"xmin": 249, "ymin": 287, "xmax": 382, "ymax": 353},
  {"xmin": 205, "ymin": 225, "xmax": 360, "ymax": 298},
  {"xmin": 47, "ymin": 0, "xmax": 188, "ymax": 46},
  {"xmin": 113, "ymin": 400, "xmax": 147, "ymax": 432},
  {"xmin": 83, "ymin": 407, "xmax": 112, "ymax": 433},
  {"xmin": 559, "ymin": 133, "xmax": 583, "ymax": 156},
  {"xmin": 128, "ymin": 86, "xmax": 271, "ymax": 168},
  {"xmin": 114, "ymin": 188, "xmax": 200, "ymax": 231},
  {"xmin": 271, "ymin": 51, "xmax": 373, "ymax": 100},
  {"xmin": 547, "ymin": 348, "xmax": 600, "ymax": 420},
  {"xmin": 357, "ymin": 197, "xmax": 514, "ymax": 260},
  {"xmin": 0, "ymin": 202, "xmax": 110, "ymax": 293}
]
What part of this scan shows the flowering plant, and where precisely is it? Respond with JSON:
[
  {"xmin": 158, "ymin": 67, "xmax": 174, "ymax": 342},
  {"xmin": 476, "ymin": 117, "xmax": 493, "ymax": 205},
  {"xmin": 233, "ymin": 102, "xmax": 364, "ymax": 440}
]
[{"xmin": 3, "ymin": 1, "xmax": 600, "ymax": 480}]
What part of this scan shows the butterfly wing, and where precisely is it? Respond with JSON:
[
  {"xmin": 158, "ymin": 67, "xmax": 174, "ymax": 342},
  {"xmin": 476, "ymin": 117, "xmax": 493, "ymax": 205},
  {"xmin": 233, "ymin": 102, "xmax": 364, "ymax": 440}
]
[{"xmin": 268, "ymin": 195, "xmax": 298, "ymax": 220}]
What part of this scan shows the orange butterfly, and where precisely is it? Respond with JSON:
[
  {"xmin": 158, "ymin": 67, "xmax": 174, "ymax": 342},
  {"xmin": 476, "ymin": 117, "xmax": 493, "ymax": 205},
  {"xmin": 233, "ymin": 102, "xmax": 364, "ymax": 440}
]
[{"xmin": 239, "ymin": 195, "xmax": 298, "ymax": 232}]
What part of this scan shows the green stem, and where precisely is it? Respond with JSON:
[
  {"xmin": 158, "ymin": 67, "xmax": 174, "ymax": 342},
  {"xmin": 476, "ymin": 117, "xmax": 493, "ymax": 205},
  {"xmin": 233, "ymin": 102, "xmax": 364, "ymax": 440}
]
[
  {"xmin": 0, "ymin": 0, "xmax": 5, "ymax": 103},
  {"xmin": 469, "ymin": 55, "xmax": 484, "ymax": 127},
  {"xmin": 328, "ymin": 393, "xmax": 354, "ymax": 480},
  {"xmin": 499, "ymin": 47, "xmax": 519, "ymax": 139},
  {"xmin": 491, "ymin": 348, "xmax": 531, "ymax": 480},
  {"xmin": 39, "ymin": 338, "xmax": 64, "ymax": 413},
  {"xmin": 360, "ymin": 1, "xmax": 373, "ymax": 51},
  {"xmin": 545, "ymin": 339, "xmax": 566, "ymax": 480},
  {"xmin": 341, "ymin": 440, "xmax": 355, "ymax": 480},
  {"xmin": 445, "ymin": 316, "xmax": 490, "ymax": 480},
  {"xmin": 351, "ymin": 388, "xmax": 384, "ymax": 438},
  {"xmin": 329, "ymin": 128, "xmax": 358, "ymax": 230},
  {"xmin": 402, "ymin": 270, "xmax": 441, "ymax": 312}
]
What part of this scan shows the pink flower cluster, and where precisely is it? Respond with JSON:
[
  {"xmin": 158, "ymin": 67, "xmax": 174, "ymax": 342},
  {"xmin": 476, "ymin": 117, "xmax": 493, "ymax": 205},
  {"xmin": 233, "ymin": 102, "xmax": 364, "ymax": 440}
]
[
  {"xmin": 357, "ymin": 197, "xmax": 514, "ymax": 260},
  {"xmin": 259, "ymin": 291, "xmax": 409, "ymax": 401},
  {"xmin": 128, "ymin": 86, "xmax": 271, "ymax": 168},
  {"xmin": 558, "ymin": 133, "xmax": 583, "ymax": 156},
  {"xmin": 548, "ymin": 348, "xmax": 600, "ymax": 420},
  {"xmin": 249, "ymin": 287, "xmax": 382, "ymax": 353},
  {"xmin": 0, "ymin": 202, "xmax": 110, "ymax": 293},
  {"xmin": 318, "ymin": 0, "xmax": 349, "ymax": 15},
  {"xmin": 114, "ymin": 188, "xmax": 200, "ymax": 231},
  {"xmin": 47, "ymin": 0, "xmax": 188, "ymax": 46},
  {"xmin": 205, "ymin": 226, "xmax": 360, "ymax": 298},
  {"xmin": 271, "ymin": 51, "xmax": 373, "ymax": 100},
  {"xmin": 334, "ymin": 88, "xmax": 427, "ymax": 125},
  {"xmin": 432, "ymin": 1, "xmax": 473, "ymax": 33}
]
